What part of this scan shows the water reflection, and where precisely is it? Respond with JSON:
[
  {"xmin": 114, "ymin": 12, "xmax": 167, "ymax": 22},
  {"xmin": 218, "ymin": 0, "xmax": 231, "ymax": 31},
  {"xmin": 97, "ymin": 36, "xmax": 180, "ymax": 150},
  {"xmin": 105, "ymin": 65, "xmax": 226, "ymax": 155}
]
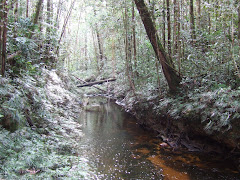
[{"xmin": 78, "ymin": 98, "xmax": 240, "ymax": 179}]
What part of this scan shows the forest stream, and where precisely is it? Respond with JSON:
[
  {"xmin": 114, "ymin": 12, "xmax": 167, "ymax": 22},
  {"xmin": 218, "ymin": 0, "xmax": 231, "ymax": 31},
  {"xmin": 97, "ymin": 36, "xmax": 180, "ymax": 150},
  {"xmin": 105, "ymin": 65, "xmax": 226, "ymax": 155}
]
[{"xmin": 76, "ymin": 96, "xmax": 240, "ymax": 180}]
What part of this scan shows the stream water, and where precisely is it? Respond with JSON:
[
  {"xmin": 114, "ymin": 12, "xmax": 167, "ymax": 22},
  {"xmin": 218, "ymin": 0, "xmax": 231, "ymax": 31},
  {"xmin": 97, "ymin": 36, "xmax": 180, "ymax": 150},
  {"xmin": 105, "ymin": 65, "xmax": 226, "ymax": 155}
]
[{"xmin": 77, "ymin": 97, "xmax": 240, "ymax": 179}]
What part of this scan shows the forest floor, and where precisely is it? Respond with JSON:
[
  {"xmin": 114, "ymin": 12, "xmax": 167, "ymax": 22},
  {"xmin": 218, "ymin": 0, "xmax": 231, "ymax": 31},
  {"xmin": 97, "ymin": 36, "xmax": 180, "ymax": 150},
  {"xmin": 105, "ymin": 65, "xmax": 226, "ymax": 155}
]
[
  {"xmin": 0, "ymin": 68, "xmax": 93, "ymax": 179},
  {"xmin": 1, "ymin": 68, "xmax": 240, "ymax": 178}
]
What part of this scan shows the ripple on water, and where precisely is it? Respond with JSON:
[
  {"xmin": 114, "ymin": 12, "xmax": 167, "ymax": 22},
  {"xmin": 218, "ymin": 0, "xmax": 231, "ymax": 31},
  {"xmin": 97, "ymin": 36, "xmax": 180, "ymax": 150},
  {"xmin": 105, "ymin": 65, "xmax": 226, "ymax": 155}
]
[{"xmin": 77, "ymin": 98, "xmax": 240, "ymax": 179}]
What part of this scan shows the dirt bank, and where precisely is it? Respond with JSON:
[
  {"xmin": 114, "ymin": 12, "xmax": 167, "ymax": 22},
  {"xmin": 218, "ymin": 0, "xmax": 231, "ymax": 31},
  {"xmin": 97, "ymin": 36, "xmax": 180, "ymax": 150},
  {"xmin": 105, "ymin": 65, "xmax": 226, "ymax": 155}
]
[{"xmin": 115, "ymin": 91, "xmax": 240, "ymax": 169}]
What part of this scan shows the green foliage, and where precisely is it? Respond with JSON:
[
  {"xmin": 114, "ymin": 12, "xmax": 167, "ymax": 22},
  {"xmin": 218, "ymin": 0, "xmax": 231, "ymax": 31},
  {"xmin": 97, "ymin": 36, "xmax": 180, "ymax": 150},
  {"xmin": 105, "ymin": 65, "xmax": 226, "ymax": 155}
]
[
  {"xmin": 0, "ymin": 127, "xmax": 89, "ymax": 179},
  {"xmin": 0, "ymin": 68, "xmax": 92, "ymax": 179},
  {"xmin": 153, "ymin": 86, "xmax": 240, "ymax": 133},
  {"xmin": 6, "ymin": 10, "xmax": 58, "ymax": 76}
]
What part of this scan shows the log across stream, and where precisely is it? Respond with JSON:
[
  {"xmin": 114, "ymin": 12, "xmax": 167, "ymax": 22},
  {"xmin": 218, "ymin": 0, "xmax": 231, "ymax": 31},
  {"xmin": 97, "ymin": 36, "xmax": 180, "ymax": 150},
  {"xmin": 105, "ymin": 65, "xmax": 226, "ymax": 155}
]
[{"xmin": 76, "ymin": 96, "xmax": 240, "ymax": 179}]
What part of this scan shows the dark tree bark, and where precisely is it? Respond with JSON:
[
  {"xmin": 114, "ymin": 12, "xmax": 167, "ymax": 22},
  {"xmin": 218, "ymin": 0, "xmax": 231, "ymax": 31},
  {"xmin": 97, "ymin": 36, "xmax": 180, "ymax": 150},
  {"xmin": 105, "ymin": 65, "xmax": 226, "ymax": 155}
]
[
  {"xmin": 0, "ymin": 0, "xmax": 2, "ymax": 71},
  {"xmin": 26, "ymin": 0, "xmax": 29, "ymax": 18},
  {"xmin": 124, "ymin": 1, "xmax": 137, "ymax": 96},
  {"xmin": 238, "ymin": 0, "xmax": 240, "ymax": 39},
  {"xmin": 196, "ymin": 0, "xmax": 201, "ymax": 28},
  {"xmin": 162, "ymin": 0, "xmax": 166, "ymax": 49},
  {"xmin": 173, "ymin": 0, "xmax": 177, "ymax": 55},
  {"xmin": 134, "ymin": 0, "xmax": 181, "ymax": 93},
  {"xmin": 96, "ymin": 30, "xmax": 103, "ymax": 67},
  {"xmin": 1, "ymin": 0, "xmax": 8, "ymax": 77},
  {"xmin": 33, "ymin": 0, "xmax": 44, "ymax": 25},
  {"xmin": 91, "ymin": 29, "xmax": 100, "ymax": 72},
  {"xmin": 77, "ymin": 78, "xmax": 116, "ymax": 87},
  {"xmin": 45, "ymin": 0, "xmax": 51, "ymax": 53},
  {"xmin": 93, "ymin": 8, "xmax": 104, "ymax": 70},
  {"xmin": 167, "ymin": 0, "xmax": 171, "ymax": 55},
  {"xmin": 132, "ymin": 1, "xmax": 137, "ymax": 77},
  {"xmin": 28, "ymin": 0, "xmax": 43, "ymax": 38},
  {"xmin": 190, "ymin": 0, "xmax": 196, "ymax": 41}
]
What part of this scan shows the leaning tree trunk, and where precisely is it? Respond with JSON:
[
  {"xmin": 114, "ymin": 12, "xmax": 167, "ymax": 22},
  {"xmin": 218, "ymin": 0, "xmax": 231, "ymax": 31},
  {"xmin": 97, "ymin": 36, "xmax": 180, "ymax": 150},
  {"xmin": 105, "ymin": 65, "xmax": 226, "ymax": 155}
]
[{"xmin": 134, "ymin": 0, "xmax": 181, "ymax": 93}]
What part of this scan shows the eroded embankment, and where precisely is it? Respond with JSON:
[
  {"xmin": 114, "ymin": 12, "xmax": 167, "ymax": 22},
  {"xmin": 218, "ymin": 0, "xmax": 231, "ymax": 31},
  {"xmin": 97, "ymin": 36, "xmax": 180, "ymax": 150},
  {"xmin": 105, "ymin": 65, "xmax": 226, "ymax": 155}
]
[{"xmin": 116, "ymin": 90, "xmax": 240, "ymax": 169}]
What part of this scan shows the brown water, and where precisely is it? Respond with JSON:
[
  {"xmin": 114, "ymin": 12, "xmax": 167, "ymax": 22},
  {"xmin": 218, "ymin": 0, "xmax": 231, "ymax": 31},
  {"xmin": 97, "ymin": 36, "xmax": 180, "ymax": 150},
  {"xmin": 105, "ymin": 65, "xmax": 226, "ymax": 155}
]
[{"xmin": 78, "ymin": 98, "xmax": 240, "ymax": 179}]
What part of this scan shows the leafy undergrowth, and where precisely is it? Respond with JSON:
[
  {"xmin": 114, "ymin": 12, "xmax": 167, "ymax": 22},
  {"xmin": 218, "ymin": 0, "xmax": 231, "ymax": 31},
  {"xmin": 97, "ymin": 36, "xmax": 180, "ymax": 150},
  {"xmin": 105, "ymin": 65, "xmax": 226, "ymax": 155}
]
[
  {"xmin": 117, "ymin": 77, "xmax": 240, "ymax": 148},
  {"xmin": 0, "ymin": 127, "xmax": 90, "ymax": 179},
  {"xmin": 0, "ymin": 68, "xmax": 92, "ymax": 179},
  {"xmin": 154, "ymin": 86, "xmax": 240, "ymax": 134}
]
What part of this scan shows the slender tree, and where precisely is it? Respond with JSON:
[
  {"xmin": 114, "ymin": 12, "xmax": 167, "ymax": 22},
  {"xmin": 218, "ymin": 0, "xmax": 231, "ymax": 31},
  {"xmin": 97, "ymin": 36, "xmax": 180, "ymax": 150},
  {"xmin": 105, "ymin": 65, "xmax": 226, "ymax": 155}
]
[
  {"xmin": 124, "ymin": 0, "xmax": 137, "ymax": 96},
  {"xmin": 1, "ymin": 0, "xmax": 8, "ymax": 77},
  {"xmin": 166, "ymin": 0, "xmax": 171, "ymax": 55},
  {"xmin": 0, "ymin": 3, "xmax": 2, "ymax": 70},
  {"xmin": 134, "ymin": 0, "xmax": 181, "ymax": 93},
  {"xmin": 238, "ymin": 0, "xmax": 240, "ymax": 40},
  {"xmin": 173, "ymin": 0, "xmax": 177, "ymax": 56},
  {"xmin": 132, "ymin": 0, "xmax": 137, "ymax": 77},
  {"xmin": 56, "ymin": 0, "xmax": 76, "ymax": 53},
  {"xmin": 55, "ymin": 0, "xmax": 62, "ymax": 28},
  {"xmin": 196, "ymin": 0, "xmax": 201, "ymax": 28},
  {"xmin": 111, "ymin": 32, "xmax": 116, "ymax": 77},
  {"xmin": 207, "ymin": 0, "xmax": 211, "ymax": 34},
  {"xmin": 94, "ymin": 8, "xmax": 104, "ymax": 69},
  {"xmin": 46, "ymin": 0, "xmax": 51, "ymax": 53},
  {"xmin": 28, "ymin": 0, "xmax": 44, "ymax": 38},
  {"xmin": 162, "ymin": 0, "xmax": 166, "ymax": 49},
  {"xmin": 14, "ymin": 0, "xmax": 18, "ymax": 39},
  {"xmin": 190, "ymin": 0, "xmax": 196, "ymax": 41},
  {"xmin": 26, "ymin": 0, "xmax": 29, "ymax": 18}
]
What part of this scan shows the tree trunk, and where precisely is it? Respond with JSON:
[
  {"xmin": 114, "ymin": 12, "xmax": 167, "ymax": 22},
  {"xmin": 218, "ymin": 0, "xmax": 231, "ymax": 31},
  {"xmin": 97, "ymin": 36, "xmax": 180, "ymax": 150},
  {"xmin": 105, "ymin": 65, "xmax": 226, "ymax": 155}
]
[
  {"xmin": 190, "ymin": 0, "xmax": 196, "ymax": 41},
  {"xmin": 56, "ymin": 0, "xmax": 76, "ymax": 54},
  {"xmin": 96, "ymin": 30, "xmax": 103, "ymax": 69},
  {"xmin": 0, "ymin": 0, "xmax": 3, "ymax": 71},
  {"xmin": 238, "ymin": 0, "xmax": 240, "ymax": 40},
  {"xmin": 134, "ymin": 0, "xmax": 181, "ymax": 93},
  {"xmin": 112, "ymin": 33, "xmax": 116, "ymax": 77},
  {"xmin": 177, "ymin": 0, "xmax": 181, "ymax": 76},
  {"xmin": 162, "ymin": 0, "xmax": 166, "ymax": 49},
  {"xmin": 173, "ymin": 0, "xmax": 177, "ymax": 56},
  {"xmin": 84, "ymin": 30, "xmax": 88, "ymax": 70},
  {"xmin": 1, "ymin": 0, "xmax": 8, "ymax": 77},
  {"xmin": 196, "ymin": 0, "xmax": 201, "ymax": 28},
  {"xmin": 55, "ymin": 0, "xmax": 62, "ymax": 28},
  {"xmin": 33, "ymin": 0, "xmax": 43, "ymax": 26},
  {"xmin": 46, "ymin": 0, "xmax": 51, "ymax": 33},
  {"xmin": 124, "ymin": 1, "xmax": 137, "ymax": 96},
  {"xmin": 45, "ymin": 0, "xmax": 51, "ymax": 55},
  {"xmin": 28, "ymin": 0, "xmax": 43, "ymax": 38},
  {"xmin": 207, "ymin": 0, "xmax": 211, "ymax": 34},
  {"xmin": 92, "ymin": 29, "xmax": 100, "ymax": 73},
  {"xmin": 13, "ymin": 0, "xmax": 18, "ymax": 39},
  {"xmin": 26, "ymin": 0, "xmax": 29, "ymax": 18},
  {"xmin": 132, "ymin": 1, "xmax": 138, "ymax": 78},
  {"xmin": 166, "ymin": 0, "xmax": 171, "ymax": 55}
]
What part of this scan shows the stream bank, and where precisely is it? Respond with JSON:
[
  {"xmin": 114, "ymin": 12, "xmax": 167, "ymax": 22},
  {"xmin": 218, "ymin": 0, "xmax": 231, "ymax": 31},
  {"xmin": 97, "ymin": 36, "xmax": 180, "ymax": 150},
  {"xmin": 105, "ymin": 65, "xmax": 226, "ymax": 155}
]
[
  {"xmin": 113, "ymin": 86, "xmax": 240, "ymax": 170},
  {"xmin": 0, "ymin": 68, "xmax": 91, "ymax": 179}
]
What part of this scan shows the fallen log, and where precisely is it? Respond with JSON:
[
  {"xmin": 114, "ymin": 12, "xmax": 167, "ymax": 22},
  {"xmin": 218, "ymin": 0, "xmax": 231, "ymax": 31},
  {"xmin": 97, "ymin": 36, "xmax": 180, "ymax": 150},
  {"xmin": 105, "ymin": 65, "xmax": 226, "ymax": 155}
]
[
  {"xmin": 73, "ymin": 75, "xmax": 106, "ymax": 92},
  {"xmin": 77, "ymin": 78, "xmax": 116, "ymax": 87}
]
